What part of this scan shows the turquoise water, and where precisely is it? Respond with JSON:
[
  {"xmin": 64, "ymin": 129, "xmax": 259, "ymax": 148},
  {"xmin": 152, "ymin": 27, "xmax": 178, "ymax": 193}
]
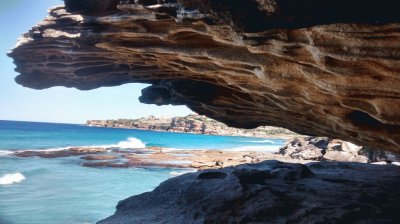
[
  {"xmin": 0, "ymin": 120, "xmax": 284, "ymax": 224},
  {"xmin": 0, "ymin": 120, "xmax": 283, "ymax": 151}
]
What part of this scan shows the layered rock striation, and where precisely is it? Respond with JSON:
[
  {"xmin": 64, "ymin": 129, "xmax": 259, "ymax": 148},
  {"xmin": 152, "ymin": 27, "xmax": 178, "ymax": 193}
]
[{"xmin": 8, "ymin": 0, "xmax": 400, "ymax": 153}]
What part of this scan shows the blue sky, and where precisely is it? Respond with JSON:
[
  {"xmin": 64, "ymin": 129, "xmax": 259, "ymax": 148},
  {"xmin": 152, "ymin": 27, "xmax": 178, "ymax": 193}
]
[{"xmin": 0, "ymin": 0, "xmax": 192, "ymax": 124}]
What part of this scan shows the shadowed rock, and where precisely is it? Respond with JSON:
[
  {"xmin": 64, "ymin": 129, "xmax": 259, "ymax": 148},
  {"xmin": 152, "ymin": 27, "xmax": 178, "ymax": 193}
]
[
  {"xmin": 13, "ymin": 147, "xmax": 107, "ymax": 158},
  {"xmin": 98, "ymin": 160, "xmax": 400, "ymax": 224},
  {"xmin": 81, "ymin": 155, "xmax": 118, "ymax": 160}
]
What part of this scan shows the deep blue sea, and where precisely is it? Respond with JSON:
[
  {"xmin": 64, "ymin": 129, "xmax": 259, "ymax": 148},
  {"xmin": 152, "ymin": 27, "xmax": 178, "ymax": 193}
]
[{"xmin": 0, "ymin": 120, "xmax": 284, "ymax": 224}]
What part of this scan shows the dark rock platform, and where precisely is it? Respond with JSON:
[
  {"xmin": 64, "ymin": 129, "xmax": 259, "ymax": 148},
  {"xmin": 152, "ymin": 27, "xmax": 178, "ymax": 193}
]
[{"xmin": 99, "ymin": 160, "xmax": 400, "ymax": 224}]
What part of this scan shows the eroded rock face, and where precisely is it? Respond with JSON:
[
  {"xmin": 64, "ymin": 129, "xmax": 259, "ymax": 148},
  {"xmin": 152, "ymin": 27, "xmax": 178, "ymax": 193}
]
[
  {"xmin": 98, "ymin": 160, "xmax": 400, "ymax": 224},
  {"xmin": 8, "ymin": 0, "xmax": 400, "ymax": 152}
]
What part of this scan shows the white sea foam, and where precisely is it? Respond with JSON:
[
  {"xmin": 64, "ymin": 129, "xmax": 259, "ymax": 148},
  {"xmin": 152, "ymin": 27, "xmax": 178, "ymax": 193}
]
[
  {"xmin": 0, "ymin": 172, "xmax": 26, "ymax": 185},
  {"xmin": 240, "ymin": 139, "xmax": 276, "ymax": 144},
  {"xmin": 0, "ymin": 150, "xmax": 12, "ymax": 156},
  {"xmin": 34, "ymin": 147, "xmax": 71, "ymax": 152},
  {"xmin": 12, "ymin": 137, "xmax": 147, "ymax": 153},
  {"xmin": 114, "ymin": 137, "xmax": 146, "ymax": 149},
  {"xmin": 169, "ymin": 169, "xmax": 196, "ymax": 177},
  {"xmin": 84, "ymin": 137, "xmax": 146, "ymax": 149}
]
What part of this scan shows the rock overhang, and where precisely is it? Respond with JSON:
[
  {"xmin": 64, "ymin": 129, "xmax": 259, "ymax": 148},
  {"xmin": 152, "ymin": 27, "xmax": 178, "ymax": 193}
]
[{"xmin": 8, "ymin": 0, "xmax": 400, "ymax": 152}]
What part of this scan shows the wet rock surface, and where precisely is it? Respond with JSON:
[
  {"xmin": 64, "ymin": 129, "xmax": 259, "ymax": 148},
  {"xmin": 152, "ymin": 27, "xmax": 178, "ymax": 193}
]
[
  {"xmin": 8, "ymin": 0, "xmax": 400, "ymax": 153},
  {"xmin": 13, "ymin": 147, "xmax": 107, "ymax": 158},
  {"xmin": 98, "ymin": 160, "xmax": 400, "ymax": 224},
  {"xmin": 12, "ymin": 146, "xmax": 301, "ymax": 169}
]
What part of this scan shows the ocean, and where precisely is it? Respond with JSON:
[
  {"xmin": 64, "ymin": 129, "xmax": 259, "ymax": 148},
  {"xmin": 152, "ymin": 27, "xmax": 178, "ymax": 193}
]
[{"xmin": 0, "ymin": 120, "xmax": 285, "ymax": 224}]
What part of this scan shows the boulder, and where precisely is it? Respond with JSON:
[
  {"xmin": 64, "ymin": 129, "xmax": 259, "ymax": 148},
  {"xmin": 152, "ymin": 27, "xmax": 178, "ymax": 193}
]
[
  {"xmin": 280, "ymin": 137, "xmax": 400, "ymax": 163},
  {"xmin": 279, "ymin": 137, "xmax": 330, "ymax": 161},
  {"xmin": 323, "ymin": 151, "xmax": 369, "ymax": 163},
  {"xmin": 341, "ymin": 141, "xmax": 362, "ymax": 153}
]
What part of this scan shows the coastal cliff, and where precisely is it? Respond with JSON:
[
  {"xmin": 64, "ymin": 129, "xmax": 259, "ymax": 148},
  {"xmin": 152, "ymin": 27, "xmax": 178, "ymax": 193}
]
[
  {"xmin": 86, "ymin": 114, "xmax": 297, "ymax": 138},
  {"xmin": 8, "ymin": 0, "xmax": 400, "ymax": 153}
]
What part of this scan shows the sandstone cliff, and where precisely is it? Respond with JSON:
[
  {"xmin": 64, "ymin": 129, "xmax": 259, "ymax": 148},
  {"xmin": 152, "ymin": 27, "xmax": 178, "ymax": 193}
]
[
  {"xmin": 86, "ymin": 114, "xmax": 297, "ymax": 138},
  {"xmin": 8, "ymin": 0, "xmax": 400, "ymax": 153}
]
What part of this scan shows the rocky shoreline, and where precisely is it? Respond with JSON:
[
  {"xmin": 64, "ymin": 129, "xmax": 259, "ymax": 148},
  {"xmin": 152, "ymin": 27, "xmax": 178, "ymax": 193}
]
[
  {"xmin": 11, "ymin": 137, "xmax": 400, "ymax": 224},
  {"xmin": 13, "ymin": 146, "xmax": 295, "ymax": 170},
  {"xmin": 86, "ymin": 114, "xmax": 299, "ymax": 139},
  {"xmin": 13, "ymin": 137, "xmax": 400, "ymax": 170},
  {"xmin": 279, "ymin": 137, "xmax": 400, "ymax": 165}
]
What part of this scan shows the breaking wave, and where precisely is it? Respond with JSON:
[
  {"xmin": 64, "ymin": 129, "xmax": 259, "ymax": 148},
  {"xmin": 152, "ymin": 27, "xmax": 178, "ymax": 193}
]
[
  {"xmin": 53, "ymin": 137, "xmax": 145, "ymax": 150},
  {"xmin": 7, "ymin": 137, "xmax": 147, "ymax": 155},
  {"xmin": 85, "ymin": 137, "xmax": 146, "ymax": 149},
  {"xmin": 0, "ymin": 172, "xmax": 26, "ymax": 185},
  {"xmin": 112, "ymin": 137, "xmax": 146, "ymax": 149},
  {"xmin": 0, "ymin": 150, "xmax": 12, "ymax": 156}
]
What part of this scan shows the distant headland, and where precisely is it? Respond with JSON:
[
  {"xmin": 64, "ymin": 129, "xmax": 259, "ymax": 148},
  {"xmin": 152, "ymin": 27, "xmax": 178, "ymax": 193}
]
[{"xmin": 86, "ymin": 114, "xmax": 299, "ymax": 139}]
